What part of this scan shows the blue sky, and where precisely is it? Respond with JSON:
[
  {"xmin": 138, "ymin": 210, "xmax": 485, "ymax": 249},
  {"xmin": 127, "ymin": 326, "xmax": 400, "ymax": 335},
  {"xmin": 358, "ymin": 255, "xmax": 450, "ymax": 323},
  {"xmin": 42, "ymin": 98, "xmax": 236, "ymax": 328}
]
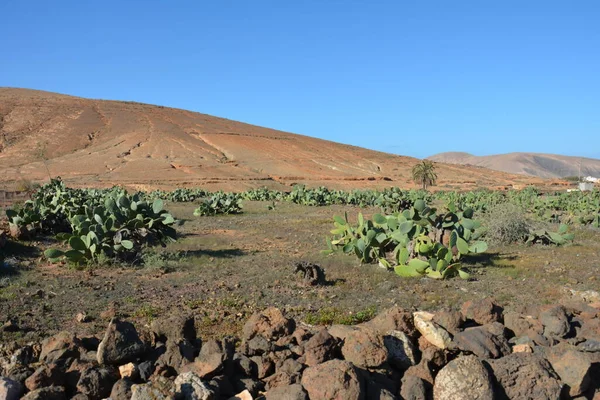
[{"xmin": 1, "ymin": 1, "xmax": 599, "ymax": 159}]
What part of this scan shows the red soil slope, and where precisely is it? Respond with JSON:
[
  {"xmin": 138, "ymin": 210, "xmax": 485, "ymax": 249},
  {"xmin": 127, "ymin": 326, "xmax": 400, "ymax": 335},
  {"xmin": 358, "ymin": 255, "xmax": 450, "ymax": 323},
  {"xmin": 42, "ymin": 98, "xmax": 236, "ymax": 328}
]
[{"xmin": 0, "ymin": 88, "xmax": 552, "ymax": 191}]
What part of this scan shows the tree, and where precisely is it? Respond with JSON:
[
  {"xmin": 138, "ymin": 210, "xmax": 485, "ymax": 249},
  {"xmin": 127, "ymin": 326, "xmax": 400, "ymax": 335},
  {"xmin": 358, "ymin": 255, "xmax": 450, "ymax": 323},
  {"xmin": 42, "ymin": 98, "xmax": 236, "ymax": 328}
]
[{"xmin": 412, "ymin": 160, "xmax": 437, "ymax": 190}]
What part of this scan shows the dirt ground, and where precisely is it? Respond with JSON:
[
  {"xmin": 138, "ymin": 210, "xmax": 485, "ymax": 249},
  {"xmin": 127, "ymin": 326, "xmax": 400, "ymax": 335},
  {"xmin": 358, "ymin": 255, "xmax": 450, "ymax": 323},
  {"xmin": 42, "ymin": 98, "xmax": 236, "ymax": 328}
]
[{"xmin": 1, "ymin": 200, "xmax": 599, "ymax": 343}]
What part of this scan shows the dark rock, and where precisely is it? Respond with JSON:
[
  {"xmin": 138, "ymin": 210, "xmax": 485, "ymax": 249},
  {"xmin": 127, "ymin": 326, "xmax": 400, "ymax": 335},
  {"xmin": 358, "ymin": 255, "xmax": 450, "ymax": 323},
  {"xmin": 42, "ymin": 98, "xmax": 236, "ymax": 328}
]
[
  {"xmin": 420, "ymin": 346, "xmax": 446, "ymax": 371},
  {"xmin": 231, "ymin": 376, "xmax": 263, "ymax": 397},
  {"xmin": 156, "ymin": 339, "xmax": 195, "ymax": 372},
  {"xmin": 362, "ymin": 369, "xmax": 400, "ymax": 395},
  {"xmin": 264, "ymin": 370, "xmax": 300, "ymax": 391},
  {"xmin": 10, "ymin": 345, "xmax": 37, "ymax": 366},
  {"xmin": 97, "ymin": 318, "xmax": 145, "ymax": 365},
  {"xmin": 109, "ymin": 378, "xmax": 134, "ymax": 400},
  {"xmin": 138, "ymin": 360, "xmax": 155, "ymax": 382},
  {"xmin": 399, "ymin": 374, "xmax": 428, "ymax": 400},
  {"xmin": 40, "ymin": 331, "xmax": 81, "ymax": 363},
  {"xmin": 342, "ymin": 328, "xmax": 388, "ymax": 368},
  {"xmin": 294, "ymin": 261, "xmax": 326, "ymax": 286},
  {"xmin": 486, "ymin": 353, "xmax": 563, "ymax": 400},
  {"xmin": 79, "ymin": 336, "xmax": 101, "ymax": 352},
  {"xmin": 264, "ymin": 383, "xmax": 308, "ymax": 400},
  {"xmin": 403, "ymin": 362, "xmax": 435, "ymax": 386},
  {"xmin": 184, "ymin": 339, "xmax": 225, "ymax": 379},
  {"xmin": 432, "ymin": 308, "xmax": 464, "ymax": 335},
  {"xmin": 302, "ymin": 328, "xmax": 338, "ymax": 367},
  {"xmin": 277, "ymin": 357, "xmax": 304, "ymax": 376},
  {"xmin": 366, "ymin": 382, "xmax": 398, "ymax": 400},
  {"xmin": 275, "ymin": 334, "xmax": 295, "ymax": 347},
  {"xmin": 453, "ymin": 325, "xmax": 511, "ymax": 359},
  {"xmin": 21, "ymin": 386, "xmax": 67, "ymax": 400},
  {"xmin": 0, "ymin": 376, "xmax": 23, "ymax": 400},
  {"xmin": 292, "ymin": 325, "xmax": 315, "ymax": 345},
  {"xmin": 461, "ymin": 298, "xmax": 503, "ymax": 325},
  {"xmin": 5, "ymin": 365, "xmax": 34, "ymax": 384},
  {"xmin": 65, "ymin": 359, "xmax": 94, "ymax": 391},
  {"xmin": 484, "ymin": 321, "xmax": 508, "ymax": 337},
  {"xmin": 242, "ymin": 307, "xmax": 295, "ymax": 341},
  {"xmin": 362, "ymin": 306, "xmax": 416, "ymax": 338},
  {"xmin": 251, "ymin": 355, "xmax": 275, "ymax": 379},
  {"xmin": 150, "ymin": 313, "xmax": 196, "ymax": 342},
  {"xmin": 243, "ymin": 335, "xmax": 273, "ymax": 357},
  {"xmin": 234, "ymin": 353, "xmax": 258, "ymax": 379},
  {"xmin": 539, "ymin": 305, "xmax": 571, "ymax": 339},
  {"xmin": 24, "ymin": 363, "xmax": 65, "ymax": 391},
  {"xmin": 209, "ymin": 375, "xmax": 235, "ymax": 398},
  {"xmin": 76, "ymin": 366, "xmax": 118, "ymax": 400},
  {"xmin": 301, "ymin": 359, "xmax": 365, "ymax": 400},
  {"xmin": 433, "ymin": 355, "xmax": 494, "ymax": 400},
  {"xmin": 1, "ymin": 320, "xmax": 20, "ymax": 332}
]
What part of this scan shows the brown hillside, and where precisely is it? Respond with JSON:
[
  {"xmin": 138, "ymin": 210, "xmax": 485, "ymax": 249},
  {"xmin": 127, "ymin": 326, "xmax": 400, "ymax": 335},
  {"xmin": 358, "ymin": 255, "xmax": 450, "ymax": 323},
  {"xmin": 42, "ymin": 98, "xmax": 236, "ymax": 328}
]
[
  {"xmin": 428, "ymin": 152, "xmax": 600, "ymax": 179},
  {"xmin": 0, "ymin": 88, "xmax": 550, "ymax": 191}
]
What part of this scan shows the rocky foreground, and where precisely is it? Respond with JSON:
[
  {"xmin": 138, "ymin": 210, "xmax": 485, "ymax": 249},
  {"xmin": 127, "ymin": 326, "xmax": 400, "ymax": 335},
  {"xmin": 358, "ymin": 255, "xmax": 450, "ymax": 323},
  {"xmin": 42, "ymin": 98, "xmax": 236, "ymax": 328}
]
[{"xmin": 1, "ymin": 290, "xmax": 600, "ymax": 400}]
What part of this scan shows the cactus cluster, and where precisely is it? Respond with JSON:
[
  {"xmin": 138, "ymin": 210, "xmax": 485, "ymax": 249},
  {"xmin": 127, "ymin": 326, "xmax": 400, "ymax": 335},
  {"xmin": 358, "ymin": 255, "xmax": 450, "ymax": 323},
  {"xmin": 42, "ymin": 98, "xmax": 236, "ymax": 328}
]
[
  {"xmin": 135, "ymin": 184, "xmax": 598, "ymax": 229},
  {"xmin": 525, "ymin": 224, "xmax": 575, "ymax": 246},
  {"xmin": 193, "ymin": 192, "xmax": 244, "ymax": 216},
  {"xmin": 45, "ymin": 194, "xmax": 176, "ymax": 263},
  {"xmin": 1, "ymin": 179, "xmax": 177, "ymax": 264},
  {"xmin": 324, "ymin": 200, "xmax": 488, "ymax": 280}
]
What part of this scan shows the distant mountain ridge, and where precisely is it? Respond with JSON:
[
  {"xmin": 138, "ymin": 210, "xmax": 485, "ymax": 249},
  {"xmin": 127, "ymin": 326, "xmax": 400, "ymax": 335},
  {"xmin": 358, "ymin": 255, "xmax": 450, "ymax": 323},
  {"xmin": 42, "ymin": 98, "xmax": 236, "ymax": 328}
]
[{"xmin": 427, "ymin": 152, "xmax": 600, "ymax": 179}]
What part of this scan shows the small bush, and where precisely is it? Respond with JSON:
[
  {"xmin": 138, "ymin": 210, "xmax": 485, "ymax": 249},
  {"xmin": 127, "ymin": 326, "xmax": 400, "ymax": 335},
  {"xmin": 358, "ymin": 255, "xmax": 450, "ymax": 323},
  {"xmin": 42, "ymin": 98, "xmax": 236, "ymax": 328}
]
[
  {"xmin": 141, "ymin": 250, "xmax": 186, "ymax": 272},
  {"xmin": 483, "ymin": 204, "xmax": 532, "ymax": 245}
]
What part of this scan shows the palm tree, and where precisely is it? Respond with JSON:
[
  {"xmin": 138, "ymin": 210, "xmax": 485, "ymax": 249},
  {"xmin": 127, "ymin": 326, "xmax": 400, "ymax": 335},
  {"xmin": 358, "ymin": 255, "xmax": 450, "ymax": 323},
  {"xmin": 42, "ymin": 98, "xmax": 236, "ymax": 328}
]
[{"xmin": 412, "ymin": 160, "xmax": 438, "ymax": 190}]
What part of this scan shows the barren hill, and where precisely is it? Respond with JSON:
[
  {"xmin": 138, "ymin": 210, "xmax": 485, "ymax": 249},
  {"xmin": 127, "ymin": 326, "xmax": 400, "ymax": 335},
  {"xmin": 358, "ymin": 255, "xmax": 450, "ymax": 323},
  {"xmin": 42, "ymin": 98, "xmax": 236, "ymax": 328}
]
[
  {"xmin": 428, "ymin": 152, "xmax": 600, "ymax": 179},
  {"xmin": 0, "ymin": 88, "xmax": 549, "ymax": 191}
]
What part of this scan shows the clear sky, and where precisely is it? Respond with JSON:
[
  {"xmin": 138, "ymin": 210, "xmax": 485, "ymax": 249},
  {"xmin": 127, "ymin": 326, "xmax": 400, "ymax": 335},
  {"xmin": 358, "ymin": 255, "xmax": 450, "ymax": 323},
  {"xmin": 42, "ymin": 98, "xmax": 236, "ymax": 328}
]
[{"xmin": 1, "ymin": 1, "xmax": 599, "ymax": 159}]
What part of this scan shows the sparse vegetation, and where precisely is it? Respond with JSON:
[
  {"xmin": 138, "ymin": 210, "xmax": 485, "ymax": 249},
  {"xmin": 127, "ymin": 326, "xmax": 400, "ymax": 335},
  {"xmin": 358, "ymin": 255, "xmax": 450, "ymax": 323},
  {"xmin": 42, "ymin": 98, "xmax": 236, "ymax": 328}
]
[
  {"xmin": 305, "ymin": 305, "xmax": 378, "ymax": 325},
  {"xmin": 483, "ymin": 203, "xmax": 532, "ymax": 245}
]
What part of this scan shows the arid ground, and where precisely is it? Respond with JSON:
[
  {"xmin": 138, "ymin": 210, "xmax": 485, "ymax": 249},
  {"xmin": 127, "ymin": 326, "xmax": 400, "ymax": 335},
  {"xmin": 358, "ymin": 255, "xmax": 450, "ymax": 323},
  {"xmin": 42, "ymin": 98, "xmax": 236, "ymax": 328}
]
[{"xmin": 1, "ymin": 199, "xmax": 598, "ymax": 344}]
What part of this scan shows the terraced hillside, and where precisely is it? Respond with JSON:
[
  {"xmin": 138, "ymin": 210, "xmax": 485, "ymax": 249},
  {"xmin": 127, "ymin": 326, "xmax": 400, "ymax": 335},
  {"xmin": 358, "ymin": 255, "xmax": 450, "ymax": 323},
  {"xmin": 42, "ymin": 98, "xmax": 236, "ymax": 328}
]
[{"xmin": 0, "ymin": 88, "xmax": 549, "ymax": 191}]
